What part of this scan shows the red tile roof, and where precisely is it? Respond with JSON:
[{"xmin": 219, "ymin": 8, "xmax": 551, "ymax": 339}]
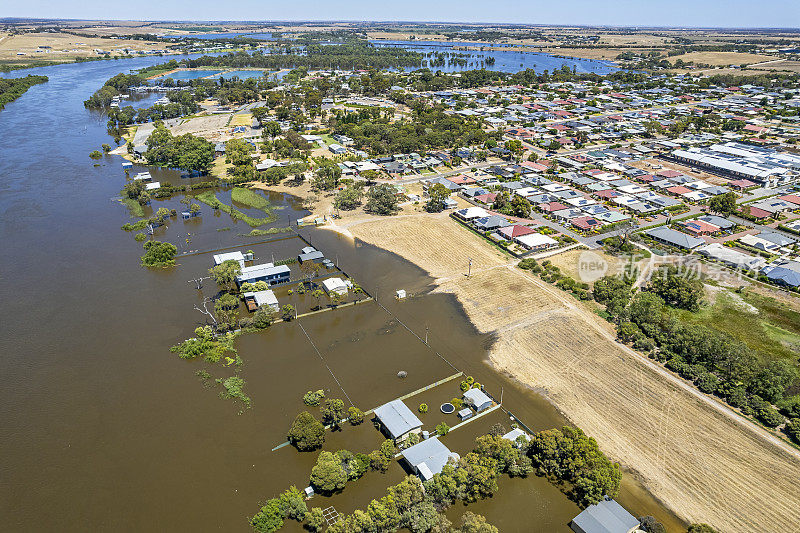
[
  {"xmin": 779, "ymin": 194, "xmax": 800, "ymax": 206},
  {"xmin": 667, "ymin": 186, "xmax": 692, "ymax": 195},
  {"xmin": 539, "ymin": 201, "xmax": 569, "ymax": 212},
  {"xmin": 498, "ymin": 224, "xmax": 538, "ymax": 239},
  {"xmin": 744, "ymin": 206, "xmax": 771, "ymax": 219},
  {"xmin": 657, "ymin": 169, "xmax": 683, "ymax": 178}
]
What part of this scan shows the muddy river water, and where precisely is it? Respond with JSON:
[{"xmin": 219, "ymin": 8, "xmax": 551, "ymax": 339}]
[{"xmin": 0, "ymin": 58, "xmax": 683, "ymax": 531}]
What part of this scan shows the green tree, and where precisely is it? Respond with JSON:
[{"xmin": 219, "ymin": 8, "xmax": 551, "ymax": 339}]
[
  {"xmin": 281, "ymin": 304, "xmax": 295, "ymax": 321},
  {"xmin": 287, "ymin": 411, "xmax": 325, "ymax": 451},
  {"xmin": 348, "ymin": 406, "xmax": 365, "ymax": 425},
  {"xmin": 687, "ymin": 524, "xmax": 718, "ymax": 533},
  {"xmin": 312, "ymin": 289, "xmax": 325, "ymax": 310},
  {"xmin": 310, "ymin": 451, "xmax": 348, "ymax": 494},
  {"xmin": 304, "ymin": 508, "xmax": 325, "ymax": 532},
  {"xmin": 209, "ymin": 259, "xmax": 242, "ymax": 292},
  {"xmin": 455, "ymin": 511, "xmax": 499, "ymax": 533},
  {"xmin": 435, "ymin": 422, "xmax": 450, "ymax": 436},
  {"xmin": 252, "ymin": 306, "xmax": 276, "ymax": 329},
  {"xmin": 312, "ymin": 160, "xmax": 342, "ymax": 190},
  {"xmin": 214, "ymin": 293, "xmax": 240, "ymax": 329},
  {"xmin": 262, "ymin": 121, "xmax": 281, "ymax": 140},
  {"xmin": 645, "ymin": 266, "xmax": 703, "ymax": 311},
  {"xmin": 321, "ymin": 398, "xmax": 346, "ymax": 428},
  {"xmin": 364, "ymin": 184, "xmax": 400, "ymax": 215},
  {"xmin": 786, "ymin": 418, "xmax": 800, "ymax": 444},
  {"xmin": 748, "ymin": 360, "xmax": 797, "ymax": 403},
  {"xmin": 425, "ymin": 183, "xmax": 451, "ymax": 213},
  {"xmin": 251, "ymin": 499, "xmax": 284, "ymax": 533},
  {"xmin": 303, "ymin": 390, "xmax": 325, "ymax": 406},
  {"xmin": 140, "ymin": 240, "xmax": 177, "ymax": 268},
  {"xmin": 708, "ymin": 192, "xmax": 737, "ymax": 216},
  {"xmin": 334, "ymin": 187, "xmax": 363, "ymax": 210},
  {"xmin": 277, "ymin": 486, "xmax": 308, "ymax": 522}
]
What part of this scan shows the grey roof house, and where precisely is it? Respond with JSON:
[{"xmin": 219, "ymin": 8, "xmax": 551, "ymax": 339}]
[
  {"xmin": 645, "ymin": 227, "xmax": 704, "ymax": 250},
  {"xmin": 373, "ymin": 400, "xmax": 423, "ymax": 442},
  {"xmin": 570, "ymin": 499, "xmax": 640, "ymax": 533},
  {"xmin": 400, "ymin": 437, "xmax": 460, "ymax": 481}
]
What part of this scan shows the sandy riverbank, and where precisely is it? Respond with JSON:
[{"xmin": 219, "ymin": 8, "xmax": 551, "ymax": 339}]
[{"xmin": 339, "ymin": 212, "xmax": 800, "ymax": 533}]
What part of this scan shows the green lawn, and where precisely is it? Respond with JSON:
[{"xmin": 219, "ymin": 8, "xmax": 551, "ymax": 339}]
[
  {"xmin": 677, "ymin": 289, "xmax": 800, "ymax": 363},
  {"xmin": 231, "ymin": 187, "xmax": 272, "ymax": 213},
  {"xmin": 194, "ymin": 191, "xmax": 276, "ymax": 227}
]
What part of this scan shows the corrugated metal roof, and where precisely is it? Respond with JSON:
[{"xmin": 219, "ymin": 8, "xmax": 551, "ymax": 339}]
[{"xmin": 374, "ymin": 400, "xmax": 422, "ymax": 438}]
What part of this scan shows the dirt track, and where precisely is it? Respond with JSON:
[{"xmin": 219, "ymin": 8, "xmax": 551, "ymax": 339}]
[{"xmin": 346, "ymin": 213, "xmax": 800, "ymax": 533}]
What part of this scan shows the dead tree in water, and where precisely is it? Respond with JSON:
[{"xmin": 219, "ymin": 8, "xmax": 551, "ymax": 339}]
[{"xmin": 193, "ymin": 298, "xmax": 218, "ymax": 329}]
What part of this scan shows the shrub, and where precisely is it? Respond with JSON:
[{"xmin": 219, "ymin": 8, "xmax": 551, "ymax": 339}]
[
  {"xmin": 753, "ymin": 400, "xmax": 784, "ymax": 428},
  {"xmin": 348, "ymin": 406, "xmax": 364, "ymax": 425},
  {"xmin": 287, "ymin": 411, "xmax": 325, "ymax": 451},
  {"xmin": 303, "ymin": 390, "xmax": 325, "ymax": 406},
  {"xmin": 435, "ymin": 422, "xmax": 450, "ymax": 436},
  {"xmin": 786, "ymin": 418, "xmax": 800, "ymax": 444},
  {"xmin": 418, "ymin": 403, "xmax": 428, "ymax": 413},
  {"xmin": 89, "ymin": 150, "xmax": 102, "ymax": 159}
]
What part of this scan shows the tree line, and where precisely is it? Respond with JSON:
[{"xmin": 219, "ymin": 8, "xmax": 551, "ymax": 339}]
[{"xmin": 0, "ymin": 75, "xmax": 48, "ymax": 110}]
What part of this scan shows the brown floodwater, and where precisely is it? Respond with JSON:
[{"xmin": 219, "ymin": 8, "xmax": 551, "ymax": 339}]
[{"xmin": 0, "ymin": 58, "xmax": 684, "ymax": 532}]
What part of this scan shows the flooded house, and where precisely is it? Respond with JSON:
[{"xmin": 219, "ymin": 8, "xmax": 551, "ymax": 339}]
[
  {"xmin": 373, "ymin": 399, "xmax": 423, "ymax": 442},
  {"xmin": 570, "ymin": 499, "xmax": 640, "ymax": 533},
  {"xmin": 243, "ymin": 289, "xmax": 279, "ymax": 312},
  {"xmin": 236, "ymin": 263, "xmax": 291, "ymax": 287},
  {"xmin": 463, "ymin": 388, "xmax": 493, "ymax": 413},
  {"xmin": 400, "ymin": 437, "xmax": 460, "ymax": 481}
]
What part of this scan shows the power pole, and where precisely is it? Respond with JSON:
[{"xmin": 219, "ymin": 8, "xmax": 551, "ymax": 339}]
[
  {"xmin": 425, "ymin": 324, "xmax": 429, "ymax": 345},
  {"xmin": 467, "ymin": 257, "xmax": 473, "ymax": 278}
]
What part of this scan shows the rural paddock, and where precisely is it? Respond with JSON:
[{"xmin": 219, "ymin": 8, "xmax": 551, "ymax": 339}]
[{"xmin": 348, "ymin": 213, "xmax": 800, "ymax": 533}]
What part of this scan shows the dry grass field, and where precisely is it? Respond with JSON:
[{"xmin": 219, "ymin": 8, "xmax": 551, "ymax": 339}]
[
  {"xmin": 0, "ymin": 32, "xmax": 164, "ymax": 64},
  {"xmin": 670, "ymin": 51, "xmax": 777, "ymax": 66},
  {"xmin": 348, "ymin": 213, "xmax": 507, "ymax": 279},
  {"xmin": 348, "ymin": 213, "xmax": 800, "ymax": 533}
]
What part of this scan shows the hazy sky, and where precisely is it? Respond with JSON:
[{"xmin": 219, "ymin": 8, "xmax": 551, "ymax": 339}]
[{"xmin": 4, "ymin": 0, "xmax": 799, "ymax": 29}]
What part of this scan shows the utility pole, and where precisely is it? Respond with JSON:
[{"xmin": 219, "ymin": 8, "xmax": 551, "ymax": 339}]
[
  {"xmin": 425, "ymin": 324, "xmax": 429, "ymax": 345},
  {"xmin": 467, "ymin": 257, "xmax": 473, "ymax": 278}
]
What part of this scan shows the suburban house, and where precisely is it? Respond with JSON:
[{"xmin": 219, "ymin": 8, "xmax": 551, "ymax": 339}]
[
  {"xmin": 400, "ymin": 437, "xmax": 460, "ymax": 481},
  {"xmin": 463, "ymin": 388, "xmax": 493, "ymax": 413},
  {"xmin": 498, "ymin": 224, "xmax": 538, "ymax": 240},
  {"xmin": 696, "ymin": 243, "xmax": 765, "ymax": 272},
  {"xmin": 570, "ymin": 499, "xmax": 640, "ymax": 533},
  {"xmin": 236, "ymin": 263, "xmax": 291, "ymax": 287},
  {"xmin": 373, "ymin": 400, "xmax": 423, "ymax": 442},
  {"xmin": 515, "ymin": 233, "xmax": 558, "ymax": 251},
  {"xmin": 454, "ymin": 207, "xmax": 490, "ymax": 221},
  {"xmin": 474, "ymin": 215, "xmax": 511, "ymax": 232},
  {"xmin": 680, "ymin": 219, "xmax": 720, "ymax": 237},
  {"xmin": 763, "ymin": 261, "xmax": 800, "ymax": 287},
  {"xmin": 644, "ymin": 227, "xmax": 704, "ymax": 250}
]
